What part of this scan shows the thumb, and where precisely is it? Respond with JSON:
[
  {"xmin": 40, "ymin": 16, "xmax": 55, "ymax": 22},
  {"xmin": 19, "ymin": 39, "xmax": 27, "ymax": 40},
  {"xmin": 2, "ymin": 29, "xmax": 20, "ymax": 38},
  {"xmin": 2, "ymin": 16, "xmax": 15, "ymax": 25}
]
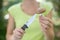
[{"xmin": 46, "ymin": 9, "xmax": 53, "ymax": 19}]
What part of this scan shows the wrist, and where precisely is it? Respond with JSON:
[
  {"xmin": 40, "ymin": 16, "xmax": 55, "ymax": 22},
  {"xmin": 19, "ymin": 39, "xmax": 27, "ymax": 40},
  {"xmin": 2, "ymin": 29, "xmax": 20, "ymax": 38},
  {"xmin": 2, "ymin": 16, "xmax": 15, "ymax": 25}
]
[{"xmin": 44, "ymin": 33, "xmax": 54, "ymax": 40}]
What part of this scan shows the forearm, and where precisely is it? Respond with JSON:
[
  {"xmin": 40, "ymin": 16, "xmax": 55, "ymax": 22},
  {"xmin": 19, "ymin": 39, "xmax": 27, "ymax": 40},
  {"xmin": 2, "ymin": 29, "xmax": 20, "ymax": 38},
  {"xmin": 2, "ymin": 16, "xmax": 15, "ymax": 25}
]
[
  {"xmin": 45, "ymin": 35, "xmax": 54, "ymax": 40},
  {"xmin": 6, "ymin": 34, "xmax": 13, "ymax": 40},
  {"xmin": 44, "ymin": 32, "xmax": 55, "ymax": 40},
  {"xmin": 6, "ymin": 34, "xmax": 22, "ymax": 40},
  {"xmin": 6, "ymin": 13, "xmax": 15, "ymax": 40},
  {"xmin": 44, "ymin": 25, "xmax": 55, "ymax": 40}
]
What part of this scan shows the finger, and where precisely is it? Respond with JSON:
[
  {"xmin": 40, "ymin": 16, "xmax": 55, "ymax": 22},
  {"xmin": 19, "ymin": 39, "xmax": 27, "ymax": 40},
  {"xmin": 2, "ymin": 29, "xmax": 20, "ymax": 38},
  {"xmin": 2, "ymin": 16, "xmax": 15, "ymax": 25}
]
[
  {"xmin": 39, "ymin": 15, "xmax": 47, "ymax": 21},
  {"xmin": 39, "ymin": 15, "xmax": 54, "ymax": 24},
  {"xmin": 15, "ymin": 28, "xmax": 25, "ymax": 34},
  {"xmin": 15, "ymin": 34, "xmax": 22, "ymax": 38},
  {"xmin": 47, "ymin": 18, "xmax": 54, "ymax": 24},
  {"xmin": 15, "ymin": 35, "xmax": 22, "ymax": 39},
  {"xmin": 13, "ymin": 32, "xmax": 23, "ymax": 39},
  {"xmin": 40, "ymin": 19, "xmax": 49, "ymax": 25},
  {"xmin": 40, "ymin": 19, "xmax": 53, "ymax": 28},
  {"xmin": 41, "ymin": 23, "xmax": 48, "ymax": 32},
  {"xmin": 13, "ymin": 28, "xmax": 25, "ymax": 36},
  {"xmin": 39, "ymin": 16, "xmax": 49, "ymax": 30},
  {"xmin": 39, "ymin": 15, "xmax": 54, "ymax": 30},
  {"xmin": 47, "ymin": 22, "xmax": 53, "ymax": 28},
  {"xmin": 17, "ymin": 28, "xmax": 25, "ymax": 34},
  {"xmin": 41, "ymin": 19, "xmax": 53, "ymax": 28},
  {"xmin": 40, "ymin": 19, "xmax": 53, "ymax": 29},
  {"xmin": 14, "ymin": 31, "xmax": 23, "ymax": 36}
]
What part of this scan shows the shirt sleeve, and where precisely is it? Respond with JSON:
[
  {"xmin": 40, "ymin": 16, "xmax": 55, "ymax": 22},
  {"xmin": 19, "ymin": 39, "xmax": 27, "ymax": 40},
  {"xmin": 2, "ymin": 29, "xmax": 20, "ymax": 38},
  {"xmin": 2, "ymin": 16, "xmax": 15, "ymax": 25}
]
[
  {"xmin": 8, "ymin": 4, "xmax": 18, "ymax": 18},
  {"xmin": 40, "ymin": 2, "xmax": 53, "ymax": 16}
]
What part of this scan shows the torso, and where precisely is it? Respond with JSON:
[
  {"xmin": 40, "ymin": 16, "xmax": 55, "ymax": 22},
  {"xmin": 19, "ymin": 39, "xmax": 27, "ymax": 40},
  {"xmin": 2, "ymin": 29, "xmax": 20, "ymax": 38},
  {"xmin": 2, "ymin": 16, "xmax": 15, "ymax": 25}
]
[{"xmin": 8, "ymin": 2, "xmax": 53, "ymax": 40}]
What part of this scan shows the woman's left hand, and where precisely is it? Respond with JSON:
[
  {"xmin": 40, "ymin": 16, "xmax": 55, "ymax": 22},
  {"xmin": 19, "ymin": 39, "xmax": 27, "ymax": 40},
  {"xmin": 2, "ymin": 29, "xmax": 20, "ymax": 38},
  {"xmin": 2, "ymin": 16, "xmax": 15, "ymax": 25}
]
[{"xmin": 39, "ymin": 15, "xmax": 54, "ymax": 40}]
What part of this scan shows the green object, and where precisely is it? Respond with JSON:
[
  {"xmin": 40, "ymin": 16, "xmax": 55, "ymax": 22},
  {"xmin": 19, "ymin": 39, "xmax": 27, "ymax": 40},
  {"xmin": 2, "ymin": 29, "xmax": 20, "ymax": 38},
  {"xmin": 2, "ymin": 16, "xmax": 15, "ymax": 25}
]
[{"xmin": 8, "ymin": 2, "xmax": 52, "ymax": 40}]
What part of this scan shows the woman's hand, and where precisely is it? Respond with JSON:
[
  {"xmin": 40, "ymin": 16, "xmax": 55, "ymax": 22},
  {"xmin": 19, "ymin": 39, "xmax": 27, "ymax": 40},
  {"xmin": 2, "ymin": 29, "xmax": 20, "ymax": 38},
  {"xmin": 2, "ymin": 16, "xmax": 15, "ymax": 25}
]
[
  {"xmin": 11, "ymin": 28, "xmax": 25, "ymax": 40},
  {"xmin": 39, "ymin": 9, "xmax": 55, "ymax": 40},
  {"xmin": 39, "ymin": 15, "xmax": 54, "ymax": 40}
]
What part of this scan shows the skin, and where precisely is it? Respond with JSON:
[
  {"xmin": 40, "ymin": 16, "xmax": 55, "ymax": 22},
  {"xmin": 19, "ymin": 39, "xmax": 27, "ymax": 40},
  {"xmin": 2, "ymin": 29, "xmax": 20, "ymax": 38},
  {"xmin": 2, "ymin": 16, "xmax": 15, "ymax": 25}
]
[
  {"xmin": 39, "ymin": 9, "xmax": 54, "ymax": 40},
  {"xmin": 6, "ymin": 0, "xmax": 54, "ymax": 40}
]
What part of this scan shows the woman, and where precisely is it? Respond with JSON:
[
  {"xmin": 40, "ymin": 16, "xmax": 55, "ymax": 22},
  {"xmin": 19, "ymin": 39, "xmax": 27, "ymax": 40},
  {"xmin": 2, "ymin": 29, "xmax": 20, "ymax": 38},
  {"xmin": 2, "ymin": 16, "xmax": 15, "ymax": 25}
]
[{"xmin": 6, "ymin": 0, "xmax": 54, "ymax": 40}]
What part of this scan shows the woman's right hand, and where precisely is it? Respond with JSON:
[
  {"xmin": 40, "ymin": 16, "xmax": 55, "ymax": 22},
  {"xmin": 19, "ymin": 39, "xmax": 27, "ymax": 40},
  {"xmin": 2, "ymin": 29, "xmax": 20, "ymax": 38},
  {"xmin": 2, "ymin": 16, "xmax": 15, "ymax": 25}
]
[{"xmin": 11, "ymin": 28, "xmax": 25, "ymax": 40}]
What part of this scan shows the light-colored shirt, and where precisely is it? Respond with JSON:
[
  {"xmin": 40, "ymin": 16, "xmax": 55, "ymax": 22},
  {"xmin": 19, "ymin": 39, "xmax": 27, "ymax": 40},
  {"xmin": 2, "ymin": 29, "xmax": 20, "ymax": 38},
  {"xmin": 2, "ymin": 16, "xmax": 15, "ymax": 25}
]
[{"xmin": 8, "ymin": 2, "xmax": 52, "ymax": 40}]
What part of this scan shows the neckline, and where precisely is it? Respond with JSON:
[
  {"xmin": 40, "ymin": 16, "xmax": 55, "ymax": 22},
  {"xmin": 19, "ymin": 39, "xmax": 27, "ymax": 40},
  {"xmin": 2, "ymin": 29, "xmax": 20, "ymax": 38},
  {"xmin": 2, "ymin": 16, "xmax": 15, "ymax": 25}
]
[{"xmin": 20, "ymin": 3, "xmax": 34, "ymax": 17}]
